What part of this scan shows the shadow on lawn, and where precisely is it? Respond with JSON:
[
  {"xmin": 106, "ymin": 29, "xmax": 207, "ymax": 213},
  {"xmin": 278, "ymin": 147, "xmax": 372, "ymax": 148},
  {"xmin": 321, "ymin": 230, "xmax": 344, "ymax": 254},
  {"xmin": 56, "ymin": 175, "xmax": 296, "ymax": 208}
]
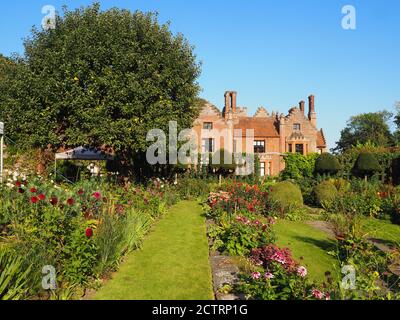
[{"xmin": 292, "ymin": 235, "xmax": 337, "ymax": 252}]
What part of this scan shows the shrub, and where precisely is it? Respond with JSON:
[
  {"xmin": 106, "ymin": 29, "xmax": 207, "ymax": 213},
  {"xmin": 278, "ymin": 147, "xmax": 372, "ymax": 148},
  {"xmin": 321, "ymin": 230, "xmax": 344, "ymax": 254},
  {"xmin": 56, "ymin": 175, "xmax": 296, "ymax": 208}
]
[
  {"xmin": 313, "ymin": 180, "xmax": 338, "ymax": 208},
  {"xmin": 331, "ymin": 178, "xmax": 351, "ymax": 193},
  {"xmin": 176, "ymin": 178, "xmax": 210, "ymax": 200},
  {"xmin": 354, "ymin": 153, "xmax": 381, "ymax": 179},
  {"xmin": 208, "ymin": 215, "xmax": 276, "ymax": 256},
  {"xmin": 268, "ymin": 181, "xmax": 303, "ymax": 215},
  {"xmin": 280, "ymin": 153, "xmax": 318, "ymax": 180},
  {"xmin": 315, "ymin": 153, "xmax": 341, "ymax": 176}
]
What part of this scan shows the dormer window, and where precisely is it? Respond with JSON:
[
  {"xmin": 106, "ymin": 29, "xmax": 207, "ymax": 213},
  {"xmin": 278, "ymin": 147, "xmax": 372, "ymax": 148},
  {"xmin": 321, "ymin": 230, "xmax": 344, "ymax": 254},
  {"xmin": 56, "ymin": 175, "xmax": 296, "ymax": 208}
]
[
  {"xmin": 293, "ymin": 123, "xmax": 301, "ymax": 131},
  {"xmin": 203, "ymin": 122, "xmax": 213, "ymax": 130}
]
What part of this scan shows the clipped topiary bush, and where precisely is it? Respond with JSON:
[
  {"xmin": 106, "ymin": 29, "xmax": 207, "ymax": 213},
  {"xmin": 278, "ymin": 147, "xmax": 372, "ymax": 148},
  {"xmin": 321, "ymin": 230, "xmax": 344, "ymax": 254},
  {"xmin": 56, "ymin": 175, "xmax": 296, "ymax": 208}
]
[
  {"xmin": 354, "ymin": 152, "xmax": 381, "ymax": 180},
  {"xmin": 313, "ymin": 180, "xmax": 338, "ymax": 208},
  {"xmin": 268, "ymin": 181, "xmax": 303, "ymax": 214},
  {"xmin": 315, "ymin": 153, "xmax": 341, "ymax": 176}
]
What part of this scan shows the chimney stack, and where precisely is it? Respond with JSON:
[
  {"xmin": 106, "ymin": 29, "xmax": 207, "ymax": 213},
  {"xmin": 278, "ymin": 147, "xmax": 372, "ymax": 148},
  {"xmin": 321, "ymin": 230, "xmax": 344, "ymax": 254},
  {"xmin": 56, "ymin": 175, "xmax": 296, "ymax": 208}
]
[
  {"xmin": 308, "ymin": 95, "xmax": 317, "ymax": 127},
  {"xmin": 224, "ymin": 91, "xmax": 237, "ymax": 119},
  {"xmin": 231, "ymin": 91, "xmax": 237, "ymax": 113},
  {"xmin": 299, "ymin": 101, "xmax": 305, "ymax": 114},
  {"xmin": 224, "ymin": 92, "xmax": 231, "ymax": 119}
]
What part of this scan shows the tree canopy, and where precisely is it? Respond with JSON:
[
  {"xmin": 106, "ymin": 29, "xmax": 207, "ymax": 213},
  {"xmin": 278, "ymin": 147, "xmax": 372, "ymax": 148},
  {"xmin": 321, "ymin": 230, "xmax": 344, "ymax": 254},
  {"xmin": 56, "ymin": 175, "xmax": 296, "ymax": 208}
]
[
  {"xmin": 0, "ymin": 3, "xmax": 201, "ymax": 173},
  {"xmin": 333, "ymin": 111, "xmax": 394, "ymax": 153}
]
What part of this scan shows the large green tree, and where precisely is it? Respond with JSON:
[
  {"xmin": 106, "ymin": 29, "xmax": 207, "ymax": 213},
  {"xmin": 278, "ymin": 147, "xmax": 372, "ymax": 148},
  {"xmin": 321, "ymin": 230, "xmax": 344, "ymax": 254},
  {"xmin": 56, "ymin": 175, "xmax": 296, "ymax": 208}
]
[
  {"xmin": 0, "ymin": 3, "xmax": 201, "ymax": 174},
  {"xmin": 333, "ymin": 111, "xmax": 394, "ymax": 153}
]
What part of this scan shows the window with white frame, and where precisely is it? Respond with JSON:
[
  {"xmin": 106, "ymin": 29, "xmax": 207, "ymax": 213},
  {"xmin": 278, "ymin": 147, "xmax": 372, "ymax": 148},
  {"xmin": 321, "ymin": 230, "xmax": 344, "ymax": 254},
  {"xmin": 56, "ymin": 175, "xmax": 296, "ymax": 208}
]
[
  {"xmin": 202, "ymin": 138, "xmax": 214, "ymax": 153},
  {"xmin": 260, "ymin": 162, "xmax": 265, "ymax": 177}
]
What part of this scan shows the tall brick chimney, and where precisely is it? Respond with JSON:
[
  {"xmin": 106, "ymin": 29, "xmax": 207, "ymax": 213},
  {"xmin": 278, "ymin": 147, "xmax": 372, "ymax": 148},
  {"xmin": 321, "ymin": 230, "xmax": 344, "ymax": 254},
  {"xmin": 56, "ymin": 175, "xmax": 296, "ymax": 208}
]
[
  {"xmin": 308, "ymin": 95, "xmax": 317, "ymax": 127},
  {"xmin": 224, "ymin": 91, "xmax": 237, "ymax": 119},
  {"xmin": 299, "ymin": 100, "xmax": 305, "ymax": 114},
  {"xmin": 224, "ymin": 91, "xmax": 231, "ymax": 119},
  {"xmin": 231, "ymin": 91, "xmax": 237, "ymax": 113}
]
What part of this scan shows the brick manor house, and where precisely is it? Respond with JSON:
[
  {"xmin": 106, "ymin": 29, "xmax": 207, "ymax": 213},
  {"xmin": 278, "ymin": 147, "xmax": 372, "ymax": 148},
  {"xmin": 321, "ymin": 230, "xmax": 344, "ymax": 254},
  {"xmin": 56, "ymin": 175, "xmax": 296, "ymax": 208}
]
[{"xmin": 192, "ymin": 91, "xmax": 327, "ymax": 177}]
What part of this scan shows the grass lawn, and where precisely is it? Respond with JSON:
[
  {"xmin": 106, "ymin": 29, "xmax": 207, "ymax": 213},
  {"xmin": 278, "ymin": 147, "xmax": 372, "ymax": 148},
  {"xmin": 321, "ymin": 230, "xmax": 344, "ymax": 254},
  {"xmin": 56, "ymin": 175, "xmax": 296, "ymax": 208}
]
[
  {"xmin": 361, "ymin": 217, "xmax": 400, "ymax": 247},
  {"xmin": 275, "ymin": 220, "xmax": 338, "ymax": 282},
  {"xmin": 93, "ymin": 200, "xmax": 214, "ymax": 300}
]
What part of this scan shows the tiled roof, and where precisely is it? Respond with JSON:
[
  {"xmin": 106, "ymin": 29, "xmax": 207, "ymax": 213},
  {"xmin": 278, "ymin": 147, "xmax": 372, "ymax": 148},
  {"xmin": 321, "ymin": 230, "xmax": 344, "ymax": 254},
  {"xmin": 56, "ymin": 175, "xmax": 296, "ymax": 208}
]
[
  {"xmin": 317, "ymin": 129, "xmax": 326, "ymax": 147},
  {"xmin": 234, "ymin": 117, "xmax": 279, "ymax": 137}
]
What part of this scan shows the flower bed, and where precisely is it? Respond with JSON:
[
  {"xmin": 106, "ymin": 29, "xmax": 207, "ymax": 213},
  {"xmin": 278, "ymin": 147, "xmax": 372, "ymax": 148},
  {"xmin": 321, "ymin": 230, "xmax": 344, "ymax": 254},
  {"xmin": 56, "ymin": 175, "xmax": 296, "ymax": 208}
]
[
  {"xmin": 0, "ymin": 175, "xmax": 179, "ymax": 299},
  {"xmin": 205, "ymin": 181, "xmax": 333, "ymax": 300}
]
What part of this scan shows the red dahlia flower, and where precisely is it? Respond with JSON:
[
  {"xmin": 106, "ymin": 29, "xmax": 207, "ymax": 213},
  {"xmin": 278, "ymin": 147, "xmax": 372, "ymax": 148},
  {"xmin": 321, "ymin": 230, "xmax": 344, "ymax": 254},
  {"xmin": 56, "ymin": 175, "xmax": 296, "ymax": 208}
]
[
  {"xmin": 15, "ymin": 181, "xmax": 22, "ymax": 187},
  {"xmin": 30, "ymin": 187, "xmax": 37, "ymax": 193},
  {"xmin": 77, "ymin": 189, "xmax": 84, "ymax": 196},
  {"xmin": 31, "ymin": 196, "xmax": 39, "ymax": 204},
  {"xmin": 85, "ymin": 228, "xmax": 94, "ymax": 239},
  {"xmin": 38, "ymin": 194, "xmax": 46, "ymax": 201},
  {"xmin": 18, "ymin": 188, "xmax": 25, "ymax": 194},
  {"xmin": 67, "ymin": 198, "xmax": 75, "ymax": 206}
]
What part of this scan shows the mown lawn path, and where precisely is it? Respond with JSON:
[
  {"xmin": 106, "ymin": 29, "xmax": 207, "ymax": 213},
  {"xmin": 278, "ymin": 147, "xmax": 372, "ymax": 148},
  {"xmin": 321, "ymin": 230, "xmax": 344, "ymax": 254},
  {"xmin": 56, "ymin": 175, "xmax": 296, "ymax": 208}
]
[{"xmin": 93, "ymin": 200, "xmax": 214, "ymax": 300}]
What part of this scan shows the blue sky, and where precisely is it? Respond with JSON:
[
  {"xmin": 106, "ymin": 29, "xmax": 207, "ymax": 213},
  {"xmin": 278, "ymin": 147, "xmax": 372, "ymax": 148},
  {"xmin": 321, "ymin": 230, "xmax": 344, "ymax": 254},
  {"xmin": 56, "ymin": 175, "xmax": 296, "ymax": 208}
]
[{"xmin": 1, "ymin": 0, "xmax": 399, "ymax": 149}]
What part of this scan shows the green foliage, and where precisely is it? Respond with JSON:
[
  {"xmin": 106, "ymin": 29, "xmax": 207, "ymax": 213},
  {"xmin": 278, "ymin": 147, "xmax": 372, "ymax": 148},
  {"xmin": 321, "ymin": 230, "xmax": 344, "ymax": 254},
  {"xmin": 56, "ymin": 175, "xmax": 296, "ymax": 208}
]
[
  {"xmin": 0, "ymin": 3, "xmax": 201, "ymax": 175},
  {"xmin": 0, "ymin": 174, "xmax": 179, "ymax": 298},
  {"xmin": 336, "ymin": 144, "xmax": 398, "ymax": 182},
  {"xmin": 334, "ymin": 111, "xmax": 394, "ymax": 153},
  {"xmin": 95, "ymin": 208, "xmax": 152, "ymax": 275},
  {"xmin": 315, "ymin": 153, "xmax": 341, "ymax": 176},
  {"xmin": 208, "ymin": 215, "xmax": 276, "ymax": 256},
  {"xmin": 280, "ymin": 153, "xmax": 318, "ymax": 180},
  {"xmin": 0, "ymin": 249, "xmax": 32, "ymax": 300},
  {"xmin": 328, "ymin": 213, "xmax": 399, "ymax": 299},
  {"xmin": 176, "ymin": 177, "xmax": 211, "ymax": 200},
  {"xmin": 268, "ymin": 181, "xmax": 303, "ymax": 215},
  {"xmin": 354, "ymin": 153, "xmax": 381, "ymax": 178},
  {"xmin": 63, "ymin": 226, "xmax": 98, "ymax": 285},
  {"xmin": 313, "ymin": 180, "xmax": 338, "ymax": 208}
]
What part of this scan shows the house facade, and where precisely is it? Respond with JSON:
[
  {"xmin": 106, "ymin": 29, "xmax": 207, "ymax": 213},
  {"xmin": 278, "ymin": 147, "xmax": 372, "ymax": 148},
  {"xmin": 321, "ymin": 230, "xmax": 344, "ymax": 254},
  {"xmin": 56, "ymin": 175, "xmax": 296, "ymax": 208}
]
[{"xmin": 192, "ymin": 91, "xmax": 327, "ymax": 176}]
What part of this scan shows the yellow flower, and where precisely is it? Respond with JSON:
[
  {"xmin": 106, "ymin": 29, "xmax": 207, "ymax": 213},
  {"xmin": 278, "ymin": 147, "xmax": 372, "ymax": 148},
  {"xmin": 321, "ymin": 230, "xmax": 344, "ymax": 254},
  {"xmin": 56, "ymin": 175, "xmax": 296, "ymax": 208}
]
[
  {"xmin": 373, "ymin": 271, "xmax": 379, "ymax": 278},
  {"xmin": 73, "ymin": 76, "xmax": 79, "ymax": 81}
]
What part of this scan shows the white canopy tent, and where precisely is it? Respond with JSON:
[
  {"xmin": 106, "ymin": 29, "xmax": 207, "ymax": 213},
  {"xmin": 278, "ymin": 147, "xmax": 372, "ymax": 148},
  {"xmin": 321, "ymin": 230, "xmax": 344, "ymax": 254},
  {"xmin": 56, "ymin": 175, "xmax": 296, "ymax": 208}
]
[{"xmin": 55, "ymin": 146, "xmax": 114, "ymax": 179}]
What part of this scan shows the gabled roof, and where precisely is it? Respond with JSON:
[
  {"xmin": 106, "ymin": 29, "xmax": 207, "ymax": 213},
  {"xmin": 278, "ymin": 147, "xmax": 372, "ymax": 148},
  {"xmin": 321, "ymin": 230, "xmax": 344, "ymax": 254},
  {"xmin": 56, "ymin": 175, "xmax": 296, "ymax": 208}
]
[
  {"xmin": 234, "ymin": 117, "xmax": 279, "ymax": 137},
  {"xmin": 317, "ymin": 129, "xmax": 327, "ymax": 148}
]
